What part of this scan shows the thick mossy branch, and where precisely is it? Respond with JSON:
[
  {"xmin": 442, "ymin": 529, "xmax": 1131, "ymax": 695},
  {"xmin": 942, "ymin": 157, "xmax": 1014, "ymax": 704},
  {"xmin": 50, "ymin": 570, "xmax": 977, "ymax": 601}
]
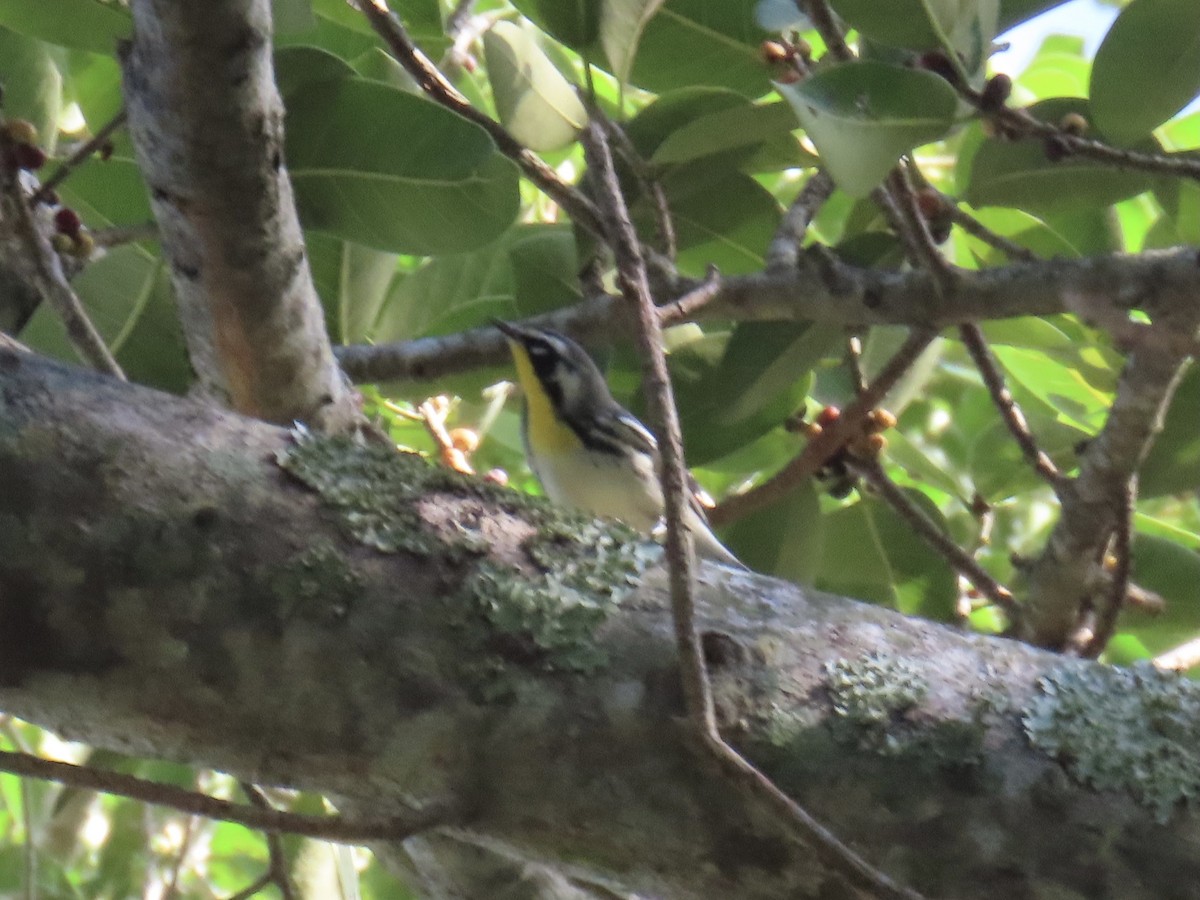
[
  {"xmin": 5, "ymin": 350, "xmax": 1200, "ymax": 899},
  {"xmin": 1024, "ymin": 662, "xmax": 1200, "ymax": 823}
]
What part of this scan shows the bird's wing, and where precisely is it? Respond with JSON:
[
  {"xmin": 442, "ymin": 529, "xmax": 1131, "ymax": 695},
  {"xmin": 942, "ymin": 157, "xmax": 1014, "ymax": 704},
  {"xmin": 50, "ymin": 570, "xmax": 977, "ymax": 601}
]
[{"xmin": 613, "ymin": 410, "xmax": 658, "ymax": 455}]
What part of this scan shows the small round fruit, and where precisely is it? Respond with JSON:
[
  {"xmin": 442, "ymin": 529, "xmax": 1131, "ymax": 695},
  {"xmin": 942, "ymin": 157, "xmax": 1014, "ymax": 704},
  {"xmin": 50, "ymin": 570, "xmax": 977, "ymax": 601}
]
[
  {"xmin": 54, "ymin": 207, "xmax": 82, "ymax": 237},
  {"xmin": 12, "ymin": 142, "xmax": 46, "ymax": 170},
  {"xmin": 867, "ymin": 408, "xmax": 897, "ymax": 432},
  {"xmin": 4, "ymin": 118, "xmax": 38, "ymax": 146},
  {"xmin": 816, "ymin": 405, "xmax": 841, "ymax": 427},
  {"xmin": 760, "ymin": 40, "xmax": 791, "ymax": 64},
  {"xmin": 69, "ymin": 232, "xmax": 96, "ymax": 259},
  {"xmin": 979, "ymin": 74, "xmax": 1012, "ymax": 112},
  {"xmin": 1059, "ymin": 112, "xmax": 1088, "ymax": 136},
  {"xmin": 448, "ymin": 427, "xmax": 480, "ymax": 454}
]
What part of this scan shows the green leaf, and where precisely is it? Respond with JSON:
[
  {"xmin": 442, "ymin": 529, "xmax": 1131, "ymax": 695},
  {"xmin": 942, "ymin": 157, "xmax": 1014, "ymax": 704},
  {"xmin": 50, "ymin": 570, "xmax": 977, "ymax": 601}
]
[
  {"xmin": 885, "ymin": 430, "xmax": 969, "ymax": 502},
  {"xmin": 370, "ymin": 223, "xmax": 578, "ymax": 360},
  {"xmin": 963, "ymin": 98, "xmax": 1158, "ymax": 215},
  {"xmin": 307, "ymin": 234, "xmax": 398, "ymax": 345},
  {"xmin": 0, "ymin": 0, "xmax": 130, "ymax": 54},
  {"xmin": 816, "ymin": 493, "xmax": 956, "ymax": 618},
  {"xmin": 1015, "ymin": 47, "xmax": 1090, "ymax": 101},
  {"xmin": 627, "ymin": 87, "xmax": 751, "ymax": 156},
  {"xmin": 998, "ymin": 0, "xmax": 1070, "ymax": 29},
  {"xmin": 1090, "ymin": 0, "xmax": 1200, "ymax": 146},
  {"xmin": 651, "ymin": 100, "xmax": 803, "ymax": 164},
  {"xmin": 723, "ymin": 481, "xmax": 824, "ymax": 582},
  {"xmin": 65, "ymin": 49, "xmax": 124, "ymax": 137},
  {"xmin": 648, "ymin": 165, "xmax": 780, "ymax": 275},
  {"xmin": 991, "ymin": 345, "xmax": 1111, "ymax": 433},
  {"xmin": 484, "ymin": 21, "xmax": 587, "ymax": 152},
  {"xmin": 351, "ymin": 47, "xmax": 420, "ymax": 91},
  {"xmin": 601, "ymin": 0, "xmax": 666, "ymax": 89},
  {"xmin": 830, "ymin": 0, "xmax": 999, "ymax": 73},
  {"xmin": 510, "ymin": 0, "xmax": 602, "ymax": 53},
  {"xmin": 954, "ymin": 206, "xmax": 1083, "ymax": 267},
  {"xmin": 777, "ymin": 61, "xmax": 958, "ymax": 197},
  {"xmin": 1140, "ymin": 368, "xmax": 1200, "ymax": 499},
  {"xmin": 286, "ymin": 77, "xmax": 520, "ymax": 254},
  {"xmin": 662, "ymin": 322, "xmax": 823, "ymax": 465},
  {"xmin": 274, "ymin": 0, "xmax": 315, "ymax": 34},
  {"xmin": 507, "ymin": 224, "xmax": 582, "ymax": 316},
  {"xmin": 274, "ymin": 45, "xmax": 356, "ymax": 99},
  {"xmin": 1116, "ymin": 527, "xmax": 1200, "ymax": 656},
  {"xmin": 0, "ymin": 27, "xmax": 61, "ymax": 147},
  {"xmin": 627, "ymin": 0, "xmax": 769, "ymax": 97}
]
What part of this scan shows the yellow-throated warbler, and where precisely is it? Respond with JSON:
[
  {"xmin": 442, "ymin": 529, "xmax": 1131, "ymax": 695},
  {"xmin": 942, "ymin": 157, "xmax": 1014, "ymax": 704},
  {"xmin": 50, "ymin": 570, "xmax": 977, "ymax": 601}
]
[{"xmin": 496, "ymin": 320, "xmax": 744, "ymax": 568}]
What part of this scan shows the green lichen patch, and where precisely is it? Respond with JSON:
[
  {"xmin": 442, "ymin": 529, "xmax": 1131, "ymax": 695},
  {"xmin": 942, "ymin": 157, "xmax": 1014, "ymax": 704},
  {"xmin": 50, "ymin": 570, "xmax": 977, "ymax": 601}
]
[
  {"xmin": 276, "ymin": 426, "xmax": 474, "ymax": 555},
  {"xmin": 1023, "ymin": 662, "xmax": 1200, "ymax": 822},
  {"xmin": 822, "ymin": 652, "xmax": 985, "ymax": 767},
  {"xmin": 826, "ymin": 653, "xmax": 928, "ymax": 729},
  {"xmin": 271, "ymin": 542, "xmax": 362, "ymax": 626},
  {"xmin": 457, "ymin": 520, "xmax": 657, "ymax": 698},
  {"xmin": 277, "ymin": 428, "xmax": 659, "ymax": 696}
]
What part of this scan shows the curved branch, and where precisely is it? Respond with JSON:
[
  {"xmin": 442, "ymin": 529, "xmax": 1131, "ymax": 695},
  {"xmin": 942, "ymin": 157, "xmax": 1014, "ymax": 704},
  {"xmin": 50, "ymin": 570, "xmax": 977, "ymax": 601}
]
[
  {"xmin": 0, "ymin": 750, "xmax": 451, "ymax": 842},
  {"xmin": 335, "ymin": 247, "xmax": 1200, "ymax": 383}
]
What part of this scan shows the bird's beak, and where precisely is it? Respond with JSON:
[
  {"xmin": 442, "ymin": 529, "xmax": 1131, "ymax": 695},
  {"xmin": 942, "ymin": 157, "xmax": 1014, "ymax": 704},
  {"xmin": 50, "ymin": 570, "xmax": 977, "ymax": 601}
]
[{"xmin": 493, "ymin": 319, "xmax": 527, "ymax": 342}]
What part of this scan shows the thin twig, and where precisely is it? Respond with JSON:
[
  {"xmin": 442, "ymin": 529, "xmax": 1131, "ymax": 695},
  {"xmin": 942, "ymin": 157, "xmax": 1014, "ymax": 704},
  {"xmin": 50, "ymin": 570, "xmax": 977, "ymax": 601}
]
[
  {"xmin": 224, "ymin": 872, "xmax": 272, "ymax": 900},
  {"xmin": 804, "ymin": 0, "xmax": 854, "ymax": 61},
  {"xmin": 334, "ymin": 246, "xmax": 1200, "ymax": 384},
  {"xmin": 0, "ymin": 123, "xmax": 125, "ymax": 379},
  {"xmin": 849, "ymin": 456, "xmax": 1019, "ymax": 617},
  {"xmin": 845, "ymin": 333, "xmax": 866, "ymax": 395},
  {"xmin": 584, "ymin": 118, "xmax": 924, "ymax": 900},
  {"xmin": 0, "ymin": 750, "xmax": 454, "ymax": 843},
  {"xmin": 90, "ymin": 220, "xmax": 158, "ymax": 248},
  {"xmin": 20, "ymin": 769, "xmax": 34, "ymax": 900},
  {"xmin": 884, "ymin": 161, "xmax": 1062, "ymax": 514},
  {"xmin": 711, "ymin": 328, "xmax": 936, "ymax": 526},
  {"xmin": 1084, "ymin": 478, "xmax": 1135, "ymax": 658},
  {"xmin": 31, "ymin": 108, "xmax": 128, "ymax": 205},
  {"xmin": 601, "ymin": 117, "xmax": 676, "ymax": 258},
  {"xmin": 884, "ymin": 165, "xmax": 957, "ymax": 297},
  {"xmin": 161, "ymin": 813, "xmax": 196, "ymax": 900},
  {"xmin": 582, "ymin": 119, "xmax": 712, "ymax": 729},
  {"xmin": 416, "ymin": 396, "xmax": 475, "ymax": 474},
  {"xmin": 241, "ymin": 783, "xmax": 297, "ymax": 900},
  {"xmin": 765, "ymin": 171, "xmax": 834, "ymax": 270},
  {"xmin": 351, "ymin": 0, "xmax": 605, "ymax": 239},
  {"xmin": 1154, "ymin": 636, "xmax": 1200, "ymax": 672},
  {"xmin": 958, "ymin": 323, "xmax": 1063, "ymax": 492},
  {"xmin": 945, "ymin": 203, "xmax": 1037, "ymax": 262},
  {"xmin": 660, "ymin": 265, "xmax": 722, "ymax": 321},
  {"xmin": 985, "ymin": 102, "xmax": 1200, "ymax": 182}
]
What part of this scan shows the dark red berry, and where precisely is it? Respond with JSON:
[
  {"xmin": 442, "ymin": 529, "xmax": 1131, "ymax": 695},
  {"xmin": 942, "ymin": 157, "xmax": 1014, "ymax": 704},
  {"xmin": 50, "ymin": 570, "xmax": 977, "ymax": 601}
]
[
  {"xmin": 979, "ymin": 74, "xmax": 1012, "ymax": 112},
  {"xmin": 54, "ymin": 207, "xmax": 82, "ymax": 237},
  {"xmin": 12, "ymin": 142, "xmax": 46, "ymax": 170},
  {"xmin": 816, "ymin": 405, "xmax": 841, "ymax": 427}
]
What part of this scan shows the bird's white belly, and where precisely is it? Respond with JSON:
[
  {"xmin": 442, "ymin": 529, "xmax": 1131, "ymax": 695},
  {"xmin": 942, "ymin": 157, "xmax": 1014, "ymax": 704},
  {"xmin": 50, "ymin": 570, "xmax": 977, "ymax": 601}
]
[{"xmin": 533, "ymin": 448, "xmax": 662, "ymax": 532}]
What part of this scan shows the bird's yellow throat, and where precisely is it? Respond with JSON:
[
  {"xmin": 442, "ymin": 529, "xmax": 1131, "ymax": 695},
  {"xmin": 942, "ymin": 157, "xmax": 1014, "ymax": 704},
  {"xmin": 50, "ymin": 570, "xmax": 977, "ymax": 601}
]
[{"xmin": 505, "ymin": 340, "xmax": 582, "ymax": 454}]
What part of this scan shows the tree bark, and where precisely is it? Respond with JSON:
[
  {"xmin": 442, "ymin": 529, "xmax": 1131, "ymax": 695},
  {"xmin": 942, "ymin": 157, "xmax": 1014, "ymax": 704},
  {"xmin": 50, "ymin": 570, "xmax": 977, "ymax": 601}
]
[
  {"xmin": 119, "ymin": 0, "xmax": 358, "ymax": 430},
  {"xmin": 2, "ymin": 348, "xmax": 1199, "ymax": 900}
]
